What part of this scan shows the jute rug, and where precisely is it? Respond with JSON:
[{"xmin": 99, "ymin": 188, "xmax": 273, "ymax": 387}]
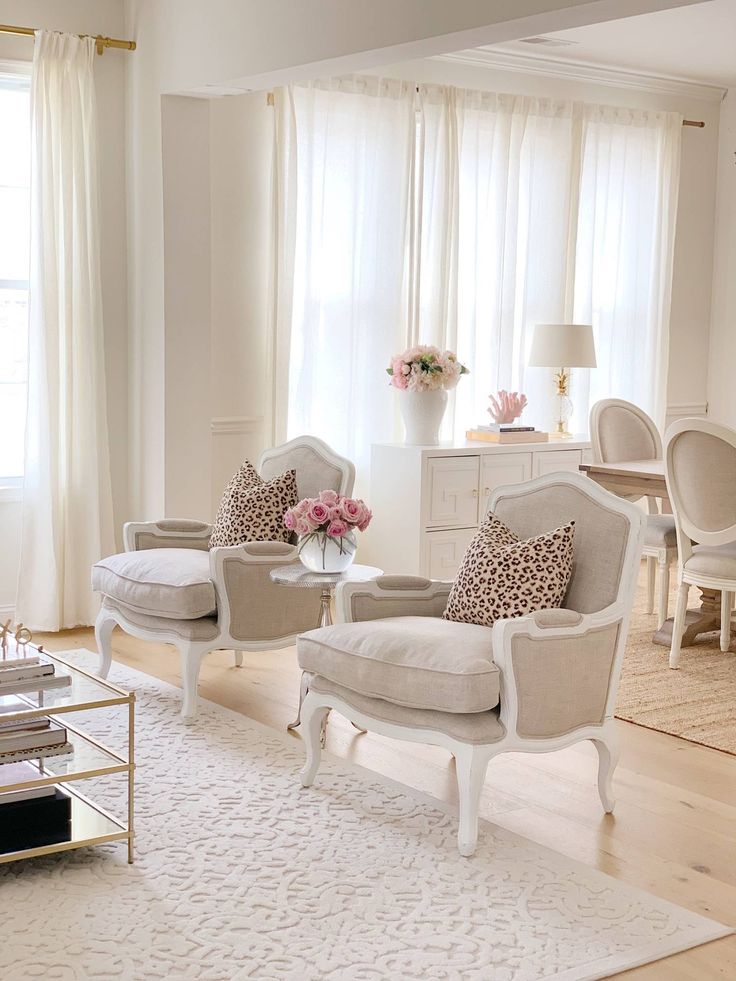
[
  {"xmin": 618, "ymin": 573, "xmax": 736, "ymax": 754},
  {"xmin": 0, "ymin": 655, "xmax": 728, "ymax": 980}
]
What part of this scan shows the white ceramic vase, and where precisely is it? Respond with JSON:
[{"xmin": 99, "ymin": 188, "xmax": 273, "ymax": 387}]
[
  {"xmin": 299, "ymin": 531, "xmax": 357, "ymax": 573},
  {"xmin": 399, "ymin": 388, "xmax": 448, "ymax": 445}
]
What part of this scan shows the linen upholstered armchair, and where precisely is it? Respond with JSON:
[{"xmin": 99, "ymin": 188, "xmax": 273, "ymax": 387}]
[
  {"xmin": 295, "ymin": 472, "xmax": 645, "ymax": 856},
  {"xmin": 92, "ymin": 436, "xmax": 355, "ymax": 720}
]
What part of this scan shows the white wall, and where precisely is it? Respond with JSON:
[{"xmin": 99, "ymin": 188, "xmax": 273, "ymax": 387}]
[
  {"xmin": 366, "ymin": 54, "xmax": 720, "ymax": 424},
  {"xmin": 0, "ymin": 0, "xmax": 128, "ymax": 614},
  {"xmin": 706, "ymin": 89, "xmax": 736, "ymax": 427}
]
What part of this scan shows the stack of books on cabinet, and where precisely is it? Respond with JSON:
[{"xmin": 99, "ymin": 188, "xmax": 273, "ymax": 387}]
[
  {"xmin": 466, "ymin": 424, "xmax": 549, "ymax": 444},
  {"xmin": 0, "ymin": 657, "xmax": 73, "ymax": 851}
]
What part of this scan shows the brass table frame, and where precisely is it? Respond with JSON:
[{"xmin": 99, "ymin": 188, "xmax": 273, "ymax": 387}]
[{"xmin": 0, "ymin": 647, "xmax": 134, "ymax": 865}]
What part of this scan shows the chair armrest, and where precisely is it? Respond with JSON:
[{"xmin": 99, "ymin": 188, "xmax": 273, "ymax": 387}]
[
  {"xmin": 123, "ymin": 519, "xmax": 212, "ymax": 552},
  {"xmin": 335, "ymin": 575, "xmax": 453, "ymax": 624},
  {"xmin": 209, "ymin": 542, "xmax": 322, "ymax": 644},
  {"xmin": 491, "ymin": 606, "xmax": 627, "ymax": 742}
]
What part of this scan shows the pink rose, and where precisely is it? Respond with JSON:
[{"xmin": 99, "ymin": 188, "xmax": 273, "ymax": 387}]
[
  {"xmin": 357, "ymin": 502, "xmax": 372, "ymax": 532},
  {"xmin": 294, "ymin": 498, "xmax": 310, "ymax": 516},
  {"xmin": 340, "ymin": 498, "xmax": 362, "ymax": 523},
  {"xmin": 295, "ymin": 518, "xmax": 311, "ymax": 536},
  {"xmin": 318, "ymin": 489, "xmax": 339, "ymax": 506},
  {"xmin": 283, "ymin": 510, "xmax": 296, "ymax": 530},
  {"xmin": 307, "ymin": 501, "xmax": 330, "ymax": 526},
  {"xmin": 326, "ymin": 519, "xmax": 348, "ymax": 538}
]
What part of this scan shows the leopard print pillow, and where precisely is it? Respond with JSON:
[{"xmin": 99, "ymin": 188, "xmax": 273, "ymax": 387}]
[
  {"xmin": 442, "ymin": 512, "xmax": 575, "ymax": 627},
  {"xmin": 209, "ymin": 461, "xmax": 298, "ymax": 548}
]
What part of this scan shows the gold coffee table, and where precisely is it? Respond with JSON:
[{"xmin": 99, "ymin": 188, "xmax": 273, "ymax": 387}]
[{"xmin": 0, "ymin": 642, "xmax": 135, "ymax": 865}]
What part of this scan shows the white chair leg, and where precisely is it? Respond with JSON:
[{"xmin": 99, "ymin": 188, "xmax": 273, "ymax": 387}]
[
  {"xmin": 720, "ymin": 591, "xmax": 732, "ymax": 652},
  {"xmin": 646, "ymin": 556, "xmax": 656, "ymax": 615},
  {"xmin": 180, "ymin": 645, "xmax": 208, "ymax": 722},
  {"xmin": 233, "ymin": 650, "xmax": 243, "ymax": 668},
  {"xmin": 592, "ymin": 730, "xmax": 619, "ymax": 813},
  {"xmin": 299, "ymin": 691, "xmax": 329, "ymax": 788},
  {"xmin": 94, "ymin": 609, "xmax": 116, "ymax": 679},
  {"xmin": 670, "ymin": 581, "xmax": 689, "ymax": 669},
  {"xmin": 454, "ymin": 745, "xmax": 491, "ymax": 857},
  {"xmin": 657, "ymin": 555, "xmax": 670, "ymax": 630}
]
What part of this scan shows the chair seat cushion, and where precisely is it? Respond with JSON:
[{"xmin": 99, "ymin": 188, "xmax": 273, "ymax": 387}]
[
  {"xmin": 685, "ymin": 542, "xmax": 736, "ymax": 579},
  {"xmin": 645, "ymin": 514, "xmax": 677, "ymax": 549},
  {"xmin": 297, "ymin": 616, "xmax": 500, "ymax": 714},
  {"xmin": 92, "ymin": 548, "xmax": 216, "ymax": 620}
]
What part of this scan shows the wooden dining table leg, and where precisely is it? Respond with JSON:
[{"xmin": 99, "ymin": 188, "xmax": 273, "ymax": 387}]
[{"xmin": 653, "ymin": 586, "xmax": 731, "ymax": 648}]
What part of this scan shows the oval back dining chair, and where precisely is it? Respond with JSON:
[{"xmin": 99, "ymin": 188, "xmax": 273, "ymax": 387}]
[
  {"xmin": 590, "ymin": 399, "xmax": 676, "ymax": 628},
  {"xmin": 665, "ymin": 418, "xmax": 736, "ymax": 668}
]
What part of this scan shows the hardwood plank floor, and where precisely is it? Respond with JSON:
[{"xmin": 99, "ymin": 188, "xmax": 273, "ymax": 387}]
[{"xmin": 35, "ymin": 616, "xmax": 736, "ymax": 979}]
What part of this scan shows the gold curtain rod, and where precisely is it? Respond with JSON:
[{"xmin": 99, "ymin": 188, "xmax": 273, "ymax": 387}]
[
  {"xmin": 264, "ymin": 91, "xmax": 704, "ymax": 126},
  {"xmin": 0, "ymin": 23, "xmax": 136, "ymax": 55}
]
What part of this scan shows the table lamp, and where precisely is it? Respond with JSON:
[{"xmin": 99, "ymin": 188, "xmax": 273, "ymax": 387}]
[{"xmin": 528, "ymin": 324, "xmax": 596, "ymax": 438}]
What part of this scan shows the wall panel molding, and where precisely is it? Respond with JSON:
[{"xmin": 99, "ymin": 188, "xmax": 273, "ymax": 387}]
[
  {"xmin": 211, "ymin": 416, "xmax": 263, "ymax": 436},
  {"xmin": 666, "ymin": 401, "xmax": 708, "ymax": 420}
]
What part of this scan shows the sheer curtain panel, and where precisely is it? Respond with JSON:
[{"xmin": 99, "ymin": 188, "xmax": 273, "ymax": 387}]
[{"xmin": 15, "ymin": 32, "xmax": 114, "ymax": 630}]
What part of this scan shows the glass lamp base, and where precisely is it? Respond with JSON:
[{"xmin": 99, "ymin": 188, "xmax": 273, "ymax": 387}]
[{"xmin": 550, "ymin": 392, "xmax": 573, "ymax": 438}]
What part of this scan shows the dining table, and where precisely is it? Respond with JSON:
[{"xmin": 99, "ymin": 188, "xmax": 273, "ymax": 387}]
[{"xmin": 579, "ymin": 458, "xmax": 728, "ymax": 648}]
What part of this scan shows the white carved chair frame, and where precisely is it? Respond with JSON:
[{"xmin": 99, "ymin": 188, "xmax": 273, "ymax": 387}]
[
  {"xmin": 95, "ymin": 435, "xmax": 355, "ymax": 720},
  {"xmin": 297, "ymin": 472, "xmax": 646, "ymax": 856}
]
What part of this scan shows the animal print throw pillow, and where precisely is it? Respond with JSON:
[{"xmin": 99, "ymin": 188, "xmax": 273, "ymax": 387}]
[
  {"xmin": 442, "ymin": 512, "xmax": 575, "ymax": 627},
  {"xmin": 209, "ymin": 461, "xmax": 298, "ymax": 548}
]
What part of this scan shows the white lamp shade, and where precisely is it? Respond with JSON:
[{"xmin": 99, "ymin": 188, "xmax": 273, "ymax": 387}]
[{"xmin": 528, "ymin": 324, "xmax": 597, "ymax": 368}]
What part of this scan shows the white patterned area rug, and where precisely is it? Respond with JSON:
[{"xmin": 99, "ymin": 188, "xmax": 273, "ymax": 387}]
[{"xmin": 0, "ymin": 656, "xmax": 729, "ymax": 981}]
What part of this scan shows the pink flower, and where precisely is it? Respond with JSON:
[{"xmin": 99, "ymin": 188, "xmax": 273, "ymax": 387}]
[
  {"xmin": 326, "ymin": 519, "xmax": 348, "ymax": 538},
  {"xmin": 307, "ymin": 501, "xmax": 330, "ymax": 526},
  {"xmin": 340, "ymin": 498, "xmax": 362, "ymax": 523},
  {"xmin": 357, "ymin": 502, "xmax": 372, "ymax": 532},
  {"xmin": 283, "ymin": 510, "xmax": 296, "ymax": 530},
  {"xmin": 294, "ymin": 498, "xmax": 311, "ymax": 516},
  {"xmin": 295, "ymin": 518, "xmax": 311, "ymax": 536},
  {"xmin": 318, "ymin": 489, "xmax": 339, "ymax": 506}
]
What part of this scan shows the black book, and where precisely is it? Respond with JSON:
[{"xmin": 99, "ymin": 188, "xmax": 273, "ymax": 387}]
[{"xmin": 0, "ymin": 787, "xmax": 72, "ymax": 854}]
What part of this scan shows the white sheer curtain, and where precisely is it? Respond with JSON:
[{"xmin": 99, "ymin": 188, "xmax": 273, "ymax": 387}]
[
  {"xmin": 273, "ymin": 77, "xmax": 681, "ymax": 474},
  {"xmin": 273, "ymin": 78, "xmax": 416, "ymax": 479},
  {"xmin": 16, "ymin": 32, "xmax": 114, "ymax": 630}
]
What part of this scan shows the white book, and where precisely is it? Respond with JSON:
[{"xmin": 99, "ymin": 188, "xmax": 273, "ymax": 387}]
[
  {"xmin": 0, "ymin": 657, "xmax": 41, "ymax": 671},
  {"xmin": 0, "ymin": 663, "xmax": 54, "ymax": 684},
  {"xmin": 0, "ymin": 720, "xmax": 67, "ymax": 755},
  {"xmin": 0, "ymin": 716, "xmax": 51, "ymax": 735},
  {"xmin": 0, "ymin": 674, "xmax": 71, "ymax": 697},
  {"xmin": 0, "ymin": 761, "xmax": 56, "ymax": 804}
]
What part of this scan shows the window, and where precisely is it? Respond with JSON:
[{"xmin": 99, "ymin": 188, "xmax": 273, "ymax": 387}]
[{"xmin": 0, "ymin": 70, "xmax": 31, "ymax": 481}]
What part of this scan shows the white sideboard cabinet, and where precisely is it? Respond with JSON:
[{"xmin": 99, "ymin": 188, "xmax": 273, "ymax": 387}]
[{"xmin": 366, "ymin": 439, "xmax": 591, "ymax": 578}]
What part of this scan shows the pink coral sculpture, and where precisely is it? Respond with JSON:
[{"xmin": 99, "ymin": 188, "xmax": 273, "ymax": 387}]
[{"xmin": 488, "ymin": 390, "xmax": 528, "ymax": 424}]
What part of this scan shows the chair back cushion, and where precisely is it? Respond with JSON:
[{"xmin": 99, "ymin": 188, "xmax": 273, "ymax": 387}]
[
  {"xmin": 667, "ymin": 427, "xmax": 736, "ymax": 541},
  {"xmin": 209, "ymin": 462, "xmax": 297, "ymax": 548},
  {"xmin": 492, "ymin": 479, "xmax": 630, "ymax": 614},
  {"xmin": 298, "ymin": 616, "xmax": 500, "ymax": 714},
  {"xmin": 591, "ymin": 399, "xmax": 660, "ymax": 463},
  {"xmin": 92, "ymin": 548, "xmax": 216, "ymax": 620},
  {"xmin": 259, "ymin": 436, "xmax": 355, "ymax": 500},
  {"xmin": 442, "ymin": 513, "xmax": 575, "ymax": 627}
]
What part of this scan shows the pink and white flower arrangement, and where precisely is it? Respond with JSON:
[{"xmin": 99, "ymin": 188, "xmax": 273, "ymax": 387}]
[
  {"xmin": 284, "ymin": 490, "xmax": 373, "ymax": 559},
  {"xmin": 387, "ymin": 345, "xmax": 469, "ymax": 392}
]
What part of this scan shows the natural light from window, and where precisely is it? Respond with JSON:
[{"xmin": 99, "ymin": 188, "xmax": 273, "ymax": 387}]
[{"xmin": 0, "ymin": 72, "xmax": 30, "ymax": 481}]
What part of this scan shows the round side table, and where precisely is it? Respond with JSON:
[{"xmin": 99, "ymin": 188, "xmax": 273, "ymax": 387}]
[{"xmin": 270, "ymin": 562, "xmax": 383, "ymax": 738}]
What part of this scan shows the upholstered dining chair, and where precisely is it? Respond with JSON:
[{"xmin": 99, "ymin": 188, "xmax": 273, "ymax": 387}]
[
  {"xmin": 295, "ymin": 472, "xmax": 645, "ymax": 856},
  {"xmin": 666, "ymin": 419, "xmax": 736, "ymax": 668},
  {"xmin": 590, "ymin": 399, "xmax": 676, "ymax": 629},
  {"xmin": 92, "ymin": 435, "xmax": 355, "ymax": 720}
]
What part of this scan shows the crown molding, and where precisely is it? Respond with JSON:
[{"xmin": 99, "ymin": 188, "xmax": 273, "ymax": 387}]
[
  {"xmin": 211, "ymin": 416, "xmax": 263, "ymax": 436},
  {"xmin": 435, "ymin": 49, "xmax": 726, "ymax": 103}
]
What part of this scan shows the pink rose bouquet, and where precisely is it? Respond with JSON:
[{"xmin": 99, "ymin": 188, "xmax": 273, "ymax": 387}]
[
  {"xmin": 284, "ymin": 490, "xmax": 373, "ymax": 562},
  {"xmin": 386, "ymin": 345, "xmax": 469, "ymax": 392}
]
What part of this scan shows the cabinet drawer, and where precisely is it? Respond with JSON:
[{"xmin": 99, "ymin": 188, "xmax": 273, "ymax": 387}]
[
  {"xmin": 532, "ymin": 449, "xmax": 583, "ymax": 478},
  {"xmin": 424, "ymin": 527, "xmax": 476, "ymax": 580},
  {"xmin": 481, "ymin": 453, "xmax": 533, "ymax": 507},
  {"xmin": 426, "ymin": 456, "xmax": 480, "ymax": 528}
]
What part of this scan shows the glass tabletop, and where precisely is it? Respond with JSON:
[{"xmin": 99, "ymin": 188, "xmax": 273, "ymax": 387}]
[{"xmin": 270, "ymin": 563, "xmax": 383, "ymax": 588}]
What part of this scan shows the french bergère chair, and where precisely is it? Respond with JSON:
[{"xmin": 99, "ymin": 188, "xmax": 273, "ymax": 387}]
[
  {"xmin": 296, "ymin": 472, "xmax": 645, "ymax": 856},
  {"xmin": 590, "ymin": 398, "xmax": 676, "ymax": 628},
  {"xmin": 92, "ymin": 436, "xmax": 355, "ymax": 720},
  {"xmin": 665, "ymin": 419, "xmax": 736, "ymax": 668}
]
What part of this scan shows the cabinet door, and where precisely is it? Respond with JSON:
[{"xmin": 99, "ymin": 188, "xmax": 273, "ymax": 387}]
[
  {"xmin": 425, "ymin": 527, "xmax": 476, "ymax": 580},
  {"xmin": 426, "ymin": 456, "xmax": 480, "ymax": 528},
  {"xmin": 481, "ymin": 453, "xmax": 533, "ymax": 509},
  {"xmin": 532, "ymin": 449, "xmax": 583, "ymax": 478}
]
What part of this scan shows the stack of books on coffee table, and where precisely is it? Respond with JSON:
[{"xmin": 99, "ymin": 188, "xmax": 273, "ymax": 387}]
[
  {"xmin": 0, "ymin": 760, "xmax": 72, "ymax": 852},
  {"xmin": 0, "ymin": 654, "xmax": 71, "ymax": 698},
  {"xmin": 466, "ymin": 424, "xmax": 549, "ymax": 444}
]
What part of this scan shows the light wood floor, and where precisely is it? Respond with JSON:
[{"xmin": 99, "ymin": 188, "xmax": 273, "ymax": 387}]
[{"xmin": 36, "ymin": 613, "xmax": 736, "ymax": 980}]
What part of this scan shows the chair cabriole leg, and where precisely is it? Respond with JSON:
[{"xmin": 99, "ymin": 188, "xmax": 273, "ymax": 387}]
[
  {"xmin": 593, "ymin": 730, "xmax": 619, "ymax": 813},
  {"xmin": 669, "ymin": 581, "xmax": 689, "ymax": 669},
  {"xmin": 94, "ymin": 609, "xmax": 116, "ymax": 679},
  {"xmin": 180, "ymin": 645, "xmax": 207, "ymax": 722},
  {"xmin": 454, "ymin": 745, "xmax": 491, "ymax": 857},
  {"xmin": 299, "ymin": 691, "xmax": 328, "ymax": 787}
]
